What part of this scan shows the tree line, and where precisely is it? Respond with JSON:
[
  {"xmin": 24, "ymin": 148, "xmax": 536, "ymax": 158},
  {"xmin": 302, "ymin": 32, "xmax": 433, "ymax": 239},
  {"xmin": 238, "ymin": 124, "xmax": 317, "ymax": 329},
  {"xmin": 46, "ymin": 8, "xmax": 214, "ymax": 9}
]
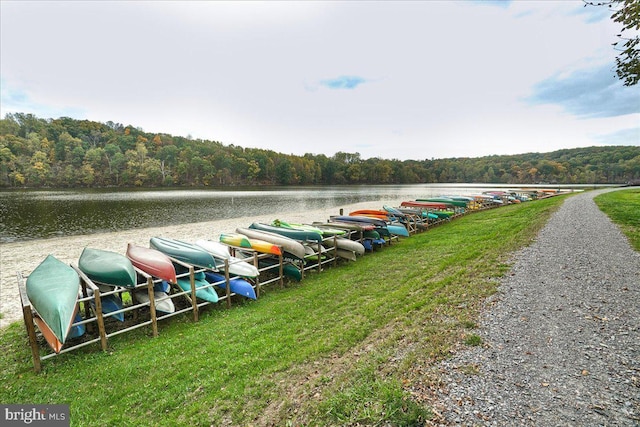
[{"xmin": 0, "ymin": 113, "xmax": 638, "ymax": 188}]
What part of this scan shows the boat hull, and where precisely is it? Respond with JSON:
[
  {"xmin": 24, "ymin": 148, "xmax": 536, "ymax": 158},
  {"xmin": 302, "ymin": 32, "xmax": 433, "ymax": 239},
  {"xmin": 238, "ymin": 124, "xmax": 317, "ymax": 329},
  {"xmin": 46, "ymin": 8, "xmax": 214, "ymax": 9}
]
[
  {"xmin": 126, "ymin": 244, "xmax": 177, "ymax": 284},
  {"xmin": 195, "ymin": 240, "xmax": 259, "ymax": 278},
  {"xmin": 219, "ymin": 232, "xmax": 282, "ymax": 256},
  {"xmin": 236, "ymin": 227, "xmax": 305, "ymax": 261},
  {"xmin": 150, "ymin": 237, "xmax": 216, "ymax": 269},
  {"xmin": 78, "ymin": 247, "xmax": 137, "ymax": 288},
  {"xmin": 26, "ymin": 255, "xmax": 80, "ymax": 352},
  {"xmin": 204, "ymin": 272, "xmax": 257, "ymax": 300}
]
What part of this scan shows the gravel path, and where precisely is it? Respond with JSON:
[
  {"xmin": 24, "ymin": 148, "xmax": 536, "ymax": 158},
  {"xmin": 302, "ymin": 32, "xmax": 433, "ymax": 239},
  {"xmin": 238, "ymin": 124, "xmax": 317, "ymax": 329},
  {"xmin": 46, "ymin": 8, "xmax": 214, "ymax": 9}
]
[{"xmin": 432, "ymin": 188, "xmax": 640, "ymax": 426}]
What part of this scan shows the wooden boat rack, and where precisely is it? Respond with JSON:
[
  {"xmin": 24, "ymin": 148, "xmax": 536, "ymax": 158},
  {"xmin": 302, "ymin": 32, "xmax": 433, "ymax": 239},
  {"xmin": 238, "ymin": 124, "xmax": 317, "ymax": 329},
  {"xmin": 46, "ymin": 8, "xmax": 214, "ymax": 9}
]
[{"xmin": 17, "ymin": 248, "xmax": 289, "ymax": 373}]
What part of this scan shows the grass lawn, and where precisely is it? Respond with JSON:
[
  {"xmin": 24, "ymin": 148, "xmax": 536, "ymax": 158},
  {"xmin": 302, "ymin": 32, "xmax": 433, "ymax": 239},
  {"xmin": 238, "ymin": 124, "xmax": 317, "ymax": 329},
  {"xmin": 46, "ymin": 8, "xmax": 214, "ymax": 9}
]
[
  {"xmin": 595, "ymin": 187, "xmax": 640, "ymax": 251},
  {"xmin": 0, "ymin": 195, "xmax": 566, "ymax": 426}
]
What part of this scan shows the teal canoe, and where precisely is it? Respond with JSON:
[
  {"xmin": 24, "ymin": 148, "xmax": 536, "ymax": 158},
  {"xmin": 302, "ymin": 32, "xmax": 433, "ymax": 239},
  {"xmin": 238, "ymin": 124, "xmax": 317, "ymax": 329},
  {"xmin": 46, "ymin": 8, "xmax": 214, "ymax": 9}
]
[
  {"xmin": 150, "ymin": 237, "xmax": 217, "ymax": 269},
  {"xmin": 26, "ymin": 255, "xmax": 80, "ymax": 352},
  {"xmin": 386, "ymin": 223, "xmax": 409, "ymax": 237},
  {"xmin": 78, "ymin": 247, "xmax": 137, "ymax": 288},
  {"xmin": 250, "ymin": 222, "xmax": 323, "ymax": 242},
  {"xmin": 176, "ymin": 271, "xmax": 218, "ymax": 303}
]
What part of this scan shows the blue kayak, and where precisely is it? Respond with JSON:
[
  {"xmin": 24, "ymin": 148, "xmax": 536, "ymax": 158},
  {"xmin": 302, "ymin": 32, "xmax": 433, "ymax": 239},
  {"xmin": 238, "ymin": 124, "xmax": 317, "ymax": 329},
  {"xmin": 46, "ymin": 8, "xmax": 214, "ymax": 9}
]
[{"xmin": 204, "ymin": 272, "xmax": 256, "ymax": 300}]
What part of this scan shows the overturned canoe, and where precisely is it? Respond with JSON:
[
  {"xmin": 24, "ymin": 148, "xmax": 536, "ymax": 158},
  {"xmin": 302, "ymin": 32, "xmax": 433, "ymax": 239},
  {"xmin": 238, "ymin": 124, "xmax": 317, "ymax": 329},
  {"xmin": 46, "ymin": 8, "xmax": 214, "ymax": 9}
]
[
  {"xmin": 126, "ymin": 244, "xmax": 177, "ymax": 284},
  {"xmin": 250, "ymin": 222, "xmax": 323, "ymax": 242},
  {"xmin": 176, "ymin": 271, "xmax": 218, "ymax": 303},
  {"xmin": 195, "ymin": 240, "xmax": 259, "ymax": 278},
  {"xmin": 236, "ymin": 227, "xmax": 306, "ymax": 261},
  {"xmin": 78, "ymin": 247, "xmax": 137, "ymax": 288},
  {"xmin": 204, "ymin": 271, "xmax": 257, "ymax": 300},
  {"xmin": 26, "ymin": 255, "xmax": 80, "ymax": 353},
  {"xmin": 134, "ymin": 290, "xmax": 175, "ymax": 314},
  {"xmin": 150, "ymin": 237, "xmax": 216, "ymax": 270},
  {"xmin": 219, "ymin": 232, "xmax": 282, "ymax": 256}
]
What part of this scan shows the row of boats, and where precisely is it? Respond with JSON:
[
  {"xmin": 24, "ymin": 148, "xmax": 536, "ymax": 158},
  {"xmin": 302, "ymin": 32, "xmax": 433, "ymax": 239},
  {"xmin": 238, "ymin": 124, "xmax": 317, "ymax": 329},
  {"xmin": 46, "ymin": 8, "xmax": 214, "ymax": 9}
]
[{"xmin": 20, "ymin": 192, "xmax": 532, "ymax": 357}]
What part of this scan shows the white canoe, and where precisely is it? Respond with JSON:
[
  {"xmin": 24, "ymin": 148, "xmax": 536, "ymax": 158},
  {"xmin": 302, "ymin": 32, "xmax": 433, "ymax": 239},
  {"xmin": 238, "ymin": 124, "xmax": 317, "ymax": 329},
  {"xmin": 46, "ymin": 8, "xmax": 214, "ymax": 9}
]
[
  {"xmin": 194, "ymin": 240, "xmax": 259, "ymax": 278},
  {"xmin": 236, "ymin": 227, "xmax": 306, "ymax": 261},
  {"xmin": 134, "ymin": 290, "xmax": 175, "ymax": 314}
]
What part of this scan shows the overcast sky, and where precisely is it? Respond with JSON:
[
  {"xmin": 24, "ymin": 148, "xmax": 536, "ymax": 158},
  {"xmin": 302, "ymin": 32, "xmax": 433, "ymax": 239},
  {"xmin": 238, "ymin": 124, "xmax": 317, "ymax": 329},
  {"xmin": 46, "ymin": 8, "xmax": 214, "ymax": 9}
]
[{"xmin": 1, "ymin": 1, "xmax": 638, "ymax": 160}]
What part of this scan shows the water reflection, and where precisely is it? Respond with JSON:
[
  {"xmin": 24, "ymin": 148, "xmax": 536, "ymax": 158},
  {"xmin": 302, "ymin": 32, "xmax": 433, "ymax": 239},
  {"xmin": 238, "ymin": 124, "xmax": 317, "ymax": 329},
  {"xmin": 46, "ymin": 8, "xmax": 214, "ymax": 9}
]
[{"xmin": 0, "ymin": 184, "xmax": 586, "ymax": 243}]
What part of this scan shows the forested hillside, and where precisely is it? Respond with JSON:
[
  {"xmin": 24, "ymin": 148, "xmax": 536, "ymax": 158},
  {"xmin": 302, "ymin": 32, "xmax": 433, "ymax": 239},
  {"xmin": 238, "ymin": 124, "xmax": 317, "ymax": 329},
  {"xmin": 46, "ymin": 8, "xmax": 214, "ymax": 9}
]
[{"xmin": 1, "ymin": 113, "xmax": 638, "ymax": 188}]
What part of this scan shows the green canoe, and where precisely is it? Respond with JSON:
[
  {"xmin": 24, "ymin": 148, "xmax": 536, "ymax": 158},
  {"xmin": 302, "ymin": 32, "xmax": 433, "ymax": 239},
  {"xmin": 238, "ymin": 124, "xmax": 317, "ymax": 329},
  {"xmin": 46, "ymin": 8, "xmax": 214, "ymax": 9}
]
[
  {"xmin": 26, "ymin": 255, "xmax": 80, "ymax": 351},
  {"xmin": 416, "ymin": 198, "xmax": 468, "ymax": 208},
  {"xmin": 78, "ymin": 247, "xmax": 137, "ymax": 288},
  {"xmin": 150, "ymin": 237, "xmax": 217, "ymax": 269}
]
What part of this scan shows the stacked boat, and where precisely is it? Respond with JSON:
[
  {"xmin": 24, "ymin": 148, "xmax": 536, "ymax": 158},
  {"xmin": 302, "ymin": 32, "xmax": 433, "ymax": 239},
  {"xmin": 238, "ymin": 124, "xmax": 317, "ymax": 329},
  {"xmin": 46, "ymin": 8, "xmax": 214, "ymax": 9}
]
[{"xmin": 20, "ymin": 190, "xmax": 529, "ymax": 359}]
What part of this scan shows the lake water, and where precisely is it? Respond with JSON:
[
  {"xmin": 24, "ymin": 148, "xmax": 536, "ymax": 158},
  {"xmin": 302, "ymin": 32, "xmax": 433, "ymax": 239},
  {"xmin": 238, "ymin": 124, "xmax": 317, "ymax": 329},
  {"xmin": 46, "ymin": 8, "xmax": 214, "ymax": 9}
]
[{"xmin": 0, "ymin": 184, "xmax": 587, "ymax": 243}]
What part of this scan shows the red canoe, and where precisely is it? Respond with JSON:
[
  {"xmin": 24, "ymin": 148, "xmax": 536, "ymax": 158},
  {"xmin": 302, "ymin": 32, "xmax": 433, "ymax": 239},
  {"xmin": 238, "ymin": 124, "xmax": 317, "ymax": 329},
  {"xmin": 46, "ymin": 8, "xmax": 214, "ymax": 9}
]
[{"xmin": 126, "ymin": 244, "xmax": 177, "ymax": 284}]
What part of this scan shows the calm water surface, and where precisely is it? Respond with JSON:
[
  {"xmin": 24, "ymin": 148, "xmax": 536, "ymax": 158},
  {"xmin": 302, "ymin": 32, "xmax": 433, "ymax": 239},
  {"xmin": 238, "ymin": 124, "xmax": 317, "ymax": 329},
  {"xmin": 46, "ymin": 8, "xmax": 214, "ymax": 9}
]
[{"xmin": 0, "ymin": 184, "xmax": 579, "ymax": 243}]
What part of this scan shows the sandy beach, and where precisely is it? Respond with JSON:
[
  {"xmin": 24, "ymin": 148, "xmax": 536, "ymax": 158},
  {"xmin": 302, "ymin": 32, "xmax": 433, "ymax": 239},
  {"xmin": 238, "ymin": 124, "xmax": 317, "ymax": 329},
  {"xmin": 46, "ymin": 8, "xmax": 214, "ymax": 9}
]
[{"xmin": 0, "ymin": 199, "xmax": 402, "ymax": 329}]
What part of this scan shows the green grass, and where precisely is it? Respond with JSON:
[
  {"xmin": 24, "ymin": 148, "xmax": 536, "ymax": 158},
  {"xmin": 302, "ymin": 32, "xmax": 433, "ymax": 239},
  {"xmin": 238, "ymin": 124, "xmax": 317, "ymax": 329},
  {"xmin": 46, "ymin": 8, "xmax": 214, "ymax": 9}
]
[
  {"xmin": 0, "ymin": 196, "xmax": 565, "ymax": 426},
  {"xmin": 595, "ymin": 188, "xmax": 640, "ymax": 251}
]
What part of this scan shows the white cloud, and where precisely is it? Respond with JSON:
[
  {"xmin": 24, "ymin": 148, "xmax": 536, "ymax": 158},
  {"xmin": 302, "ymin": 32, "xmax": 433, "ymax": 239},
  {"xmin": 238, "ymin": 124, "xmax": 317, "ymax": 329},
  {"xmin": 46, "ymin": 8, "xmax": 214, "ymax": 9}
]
[{"xmin": 1, "ymin": 1, "xmax": 637, "ymax": 160}]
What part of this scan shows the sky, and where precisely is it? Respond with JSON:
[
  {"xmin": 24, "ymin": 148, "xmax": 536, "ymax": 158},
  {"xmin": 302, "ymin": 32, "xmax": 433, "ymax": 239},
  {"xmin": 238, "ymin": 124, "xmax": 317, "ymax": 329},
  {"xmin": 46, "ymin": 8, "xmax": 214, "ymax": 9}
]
[{"xmin": 1, "ymin": 1, "xmax": 638, "ymax": 161}]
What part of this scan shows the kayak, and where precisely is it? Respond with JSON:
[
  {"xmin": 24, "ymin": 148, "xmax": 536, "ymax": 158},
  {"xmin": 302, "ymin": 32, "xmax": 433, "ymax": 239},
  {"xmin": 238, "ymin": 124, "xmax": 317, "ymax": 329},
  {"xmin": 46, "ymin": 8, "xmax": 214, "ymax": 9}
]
[
  {"xmin": 150, "ymin": 237, "xmax": 216, "ymax": 269},
  {"xmin": 219, "ymin": 232, "xmax": 282, "ymax": 256},
  {"xmin": 176, "ymin": 271, "xmax": 218, "ymax": 303},
  {"xmin": 68, "ymin": 312, "xmax": 85, "ymax": 339},
  {"xmin": 134, "ymin": 290, "xmax": 175, "ymax": 314},
  {"xmin": 257, "ymin": 258, "xmax": 303, "ymax": 282},
  {"xmin": 26, "ymin": 255, "xmax": 80, "ymax": 353},
  {"xmin": 386, "ymin": 223, "xmax": 409, "ymax": 237},
  {"xmin": 78, "ymin": 247, "xmax": 137, "ymax": 288},
  {"xmin": 204, "ymin": 271, "xmax": 257, "ymax": 300},
  {"xmin": 249, "ymin": 222, "xmax": 323, "ymax": 242},
  {"xmin": 236, "ymin": 227, "xmax": 306, "ymax": 261},
  {"xmin": 88, "ymin": 290, "xmax": 125, "ymax": 322},
  {"xmin": 126, "ymin": 244, "xmax": 177, "ymax": 284},
  {"xmin": 194, "ymin": 239, "xmax": 259, "ymax": 278}
]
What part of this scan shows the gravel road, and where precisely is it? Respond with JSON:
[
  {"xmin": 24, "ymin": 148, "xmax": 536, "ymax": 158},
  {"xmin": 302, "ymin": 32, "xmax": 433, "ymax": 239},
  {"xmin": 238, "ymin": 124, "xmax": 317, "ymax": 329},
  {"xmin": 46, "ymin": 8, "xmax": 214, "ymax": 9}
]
[{"xmin": 431, "ymin": 188, "xmax": 640, "ymax": 426}]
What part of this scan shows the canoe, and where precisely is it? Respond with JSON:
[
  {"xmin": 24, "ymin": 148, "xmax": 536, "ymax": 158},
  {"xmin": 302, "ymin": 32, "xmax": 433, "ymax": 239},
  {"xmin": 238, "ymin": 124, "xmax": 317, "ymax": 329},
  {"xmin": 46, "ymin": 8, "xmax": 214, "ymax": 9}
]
[
  {"xmin": 316, "ymin": 220, "xmax": 376, "ymax": 232},
  {"xmin": 416, "ymin": 198, "xmax": 465, "ymax": 208},
  {"xmin": 68, "ymin": 312, "xmax": 85, "ymax": 339},
  {"xmin": 257, "ymin": 258, "xmax": 303, "ymax": 281},
  {"xmin": 88, "ymin": 291, "xmax": 125, "ymax": 322},
  {"xmin": 272, "ymin": 220, "xmax": 347, "ymax": 237},
  {"xmin": 204, "ymin": 271, "xmax": 257, "ymax": 300},
  {"xmin": 335, "ymin": 248, "xmax": 357, "ymax": 261},
  {"xmin": 219, "ymin": 232, "xmax": 282, "ymax": 256},
  {"xmin": 330, "ymin": 215, "xmax": 388, "ymax": 228},
  {"xmin": 126, "ymin": 244, "xmax": 177, "ymax": 284},
  {"xmin": 150, "ymin": 237, "xmax": 216, "ymax": 269},
  {"xmin": 348, "ymin": 209, "xmax": 391, "ymax": 220},
  {"xmin": 134, "ymin": 290, "xmax": 175, "ymax": 314},
  {"xmin": 27, "ymin": 255, "xmax": 80, "ymax": 353},
  {"xmin": 78, "ymin": 247, "xmax": 137, "ymax": 288},
  {"xmin": 236, "ymin": 227, "xmax": 306, "ymax": 261},
  {"xmin": 323, "ymin": 236, "xmax": 365, "ymax": 256},
  {"xmin": 176, "ymin": 271, "xmax": 218, "ymax": 303},
  {"xmin": 386, "ymin": 223, "xmax": 409, "ymax": 237},
  {"xmin": 383, "ymin": 205, "xmax": 406, "ymax": 217},
  {"xmin": 194, "ymin": 240, "xmax": 259, "ymax": 278},
  {"xmin": 400, "ymin": 200, "xmax": 449, "ymax": 210},
  {"xmin": 250, "ymin": 222, "xmax": 323, "ymax": 242}
]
